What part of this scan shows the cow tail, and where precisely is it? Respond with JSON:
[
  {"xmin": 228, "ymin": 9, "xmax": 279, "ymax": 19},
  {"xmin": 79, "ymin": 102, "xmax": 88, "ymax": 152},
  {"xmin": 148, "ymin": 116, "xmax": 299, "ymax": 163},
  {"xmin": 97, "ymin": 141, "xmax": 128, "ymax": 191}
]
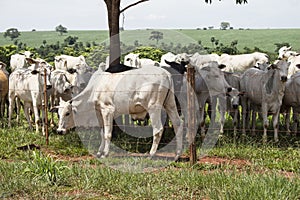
[{"xmin": 163, "ymin": 74, "xmax": 174, "ymax": 107}]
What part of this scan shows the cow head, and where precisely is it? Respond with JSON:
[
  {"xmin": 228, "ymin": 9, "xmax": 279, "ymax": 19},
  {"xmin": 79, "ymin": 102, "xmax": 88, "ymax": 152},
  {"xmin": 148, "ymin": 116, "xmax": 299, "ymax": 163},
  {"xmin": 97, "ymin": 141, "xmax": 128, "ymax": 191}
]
[
  {"xmin": 269, "ymin": 60, "xmax": 290, "ymax": 82},
  {"xmin": 26, "ymin": 58, "xmax": 52, "ymax": 89},
  {"xmin": 0, "ymin": 61, "xmax": 7, "ymax": 69},
  {"xmin": 51, "ymin": 99, "xmax": 75, "ymax": 134},
  {"xmin": 20, "ymin": 51, "xmax": 33, "ymax": 58},
  {"xmin": 124, "ymin": 53, "xmax": 141, "ymax": 68},
  {"xmin": 226, "ymin": 88, "xmax": 240, "ymax": 109}
]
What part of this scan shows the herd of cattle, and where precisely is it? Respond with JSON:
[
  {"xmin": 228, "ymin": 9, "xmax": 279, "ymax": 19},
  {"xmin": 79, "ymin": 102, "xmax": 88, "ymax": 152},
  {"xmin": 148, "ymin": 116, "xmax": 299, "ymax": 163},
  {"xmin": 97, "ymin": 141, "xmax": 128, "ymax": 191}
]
[{"xmin": 0, "ymin": 46, "xmax": 300, "ymax": 159}]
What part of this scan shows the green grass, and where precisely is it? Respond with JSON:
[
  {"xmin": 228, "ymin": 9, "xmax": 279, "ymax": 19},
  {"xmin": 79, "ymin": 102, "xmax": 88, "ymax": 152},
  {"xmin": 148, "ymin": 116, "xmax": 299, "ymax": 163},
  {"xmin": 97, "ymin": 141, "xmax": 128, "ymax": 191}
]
[
  {"xmin": 1, "ymin": 29, "xmax": 300, "ymax": 53},
  {"xmin": 0, "ymin": 117, "xmax": 300, "ymax": 199}
]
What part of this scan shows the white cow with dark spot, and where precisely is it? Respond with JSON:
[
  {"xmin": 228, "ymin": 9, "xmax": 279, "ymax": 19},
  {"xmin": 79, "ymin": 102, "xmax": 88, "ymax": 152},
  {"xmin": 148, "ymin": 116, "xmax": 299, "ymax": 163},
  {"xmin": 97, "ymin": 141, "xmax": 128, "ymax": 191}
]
[
  {"xmin": 124, "ymin": 53, "xmax": 141, "ymax": 68},
  {"xmin": 52, "ymin": 66, "xmax": 183, "ymax": 160},
  {"xmin": 219, "ymin": 52, "xmax": 269, "ymax": 72},
  {"xmin": 8, "ymin": 58, "xmax": 52, "ymax": 134}
]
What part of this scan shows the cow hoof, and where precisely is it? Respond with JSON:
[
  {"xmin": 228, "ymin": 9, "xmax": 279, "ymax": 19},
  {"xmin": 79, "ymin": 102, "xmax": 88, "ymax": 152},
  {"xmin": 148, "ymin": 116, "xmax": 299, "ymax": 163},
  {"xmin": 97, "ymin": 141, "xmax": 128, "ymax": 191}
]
[
  {"xmin": 96, "ymin": 152, "xmax": 103, "ymax": 158},
  {"xmin": 262, "ymin": 137, "xmax": 267, "ymax": 144},
  {"xmin": 174, "ymin": 155, "xmax": 180, "ymax": 162}
]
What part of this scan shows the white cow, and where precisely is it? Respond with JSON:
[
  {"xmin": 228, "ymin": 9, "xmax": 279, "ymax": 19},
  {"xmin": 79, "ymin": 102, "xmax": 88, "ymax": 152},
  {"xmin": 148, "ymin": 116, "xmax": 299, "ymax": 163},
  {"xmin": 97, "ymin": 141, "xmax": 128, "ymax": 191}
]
[
  {"xmin": 53, "ymin": 67, "xmax": 183, "ymax": 160},
  {"xmin": 218, "ymin": 52, "xmax": 269, "ymax": 72},
  {"xmin": 8, "ymin": 58, "xmax": 52, "ymax": 134},
  {"xmin": 124, "ymin": 53, "xmax": 141, "ymax": 68},
  {"xmin": 124, "ymin": 53, "xmax": 159, "ymax": 68},
  {"xmin": 49, "ymin": 69, "xmax": 74, "ymax": 125},
  {"xmin": 275, "ymin": 46, "xmax": 300, "ymax": 78},
  {"xmin": 139, "ymin": 58, "xmax": 160, "ymax": 67},
  {"xmin": 240, "ymin": 60, "xmax": 290, "ymax": 142},
  {"xmin": 189, "ymin": 52, "xmax": 220, "ymax": 71},
  {"xmin": 54, "ymin": 54, "xmax": 94, "ymax": 93},
  {"xmin": 286, "ymin": 55, "xmax": 300, "ymax": 78},
  {"xmin": 10, "ymin": 51, "xmax": 33, "ymax": 71},
  {"xmin": 54, "ymin": 55, "xmax": 87, "ymax": 71},
  {"xmin": 278, "ymin": 46, "xmax": 299, "ymax": 60}
]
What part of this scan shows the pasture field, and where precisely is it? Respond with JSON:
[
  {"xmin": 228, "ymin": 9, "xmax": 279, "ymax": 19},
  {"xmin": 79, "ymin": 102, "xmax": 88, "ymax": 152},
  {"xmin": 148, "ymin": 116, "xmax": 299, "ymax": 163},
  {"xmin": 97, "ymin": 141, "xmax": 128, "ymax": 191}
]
[
  {"xmin": 1, "ymin": 29, "xmax": 300, "ymax": 199},
  {"xmin": 0, "ymin": 114, "xmax": 300, "ymax": 199},
  {"xmin": 1, "ymin": 29, "xmax": 300, "ymax": 53}
]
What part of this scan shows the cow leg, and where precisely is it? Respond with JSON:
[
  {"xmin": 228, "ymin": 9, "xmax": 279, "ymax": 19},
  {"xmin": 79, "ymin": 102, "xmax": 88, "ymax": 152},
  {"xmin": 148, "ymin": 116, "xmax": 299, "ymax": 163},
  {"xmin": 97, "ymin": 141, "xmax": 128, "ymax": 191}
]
[
  {"xmin": 241, "ymin": 97, "xmax": 248, "ymax": 136},
  {"xmin": 16, "ymin": 97, "xmax": 21, "ymax": 124},
  {"xmin": 165, "ymin": 102, "xmax": 183, "ymax": 161},
  {"xmin": 233, "ymin": 109, "xmax": 238, "ymax": 140},
  {"xmin": 199, "ymin": 104, "xmax": 206, "ymax": 139},
  {"xmin": 272, "ymin": 111, "xmax": 280, "ymax": 142},
  {"xmin": 41, "ymin": 105, "xmax": 46, "ymax": 136},
  {"xmin": 23, "ymin": 102, "xmax": 33, "ymax": 131},
  {"xmin": 95, "ymin": 108, "xmax": 105, "ymax": 157},
  {"xmin": 0, "ymin": 97, "xmax": 4, "ymax": 118},
  {"xmin": 285, "ymin": 107, "xmax": 291, "ymax": 135},
  {"xmin": 49, "ymin": 95, "xmax": 55, "ymax": 127},
  {"xmin": 292, "ymin": 109, "xmax": 299, "ymax": 135},
  {"xmin": 148, "ymin": 107, "xmax": 164, "ymax": 158},
  {"xmin": 8, "ymin": 92, "xmax": 15, "ymax": 128},
  {"xmin": 31, "ymin": 98, "xmax": 40, "ymax": 133},
  {"xmin": 210, "ymin": 97, "xmax": 217, "ymax": 127},
  {"xmin": 262, "ymin": 105, "xmax": 269, "ymax": 143},
  {"xmin": 218, "ymin": 96, "xmax": 226, "ymax": 136},
  {"xmin": 251, "ymin": 109, "xmax": 257, "ymax": 136},
  {"xmin": 100, "ymin": 107, "xmax": 114, "ymax": 158}
]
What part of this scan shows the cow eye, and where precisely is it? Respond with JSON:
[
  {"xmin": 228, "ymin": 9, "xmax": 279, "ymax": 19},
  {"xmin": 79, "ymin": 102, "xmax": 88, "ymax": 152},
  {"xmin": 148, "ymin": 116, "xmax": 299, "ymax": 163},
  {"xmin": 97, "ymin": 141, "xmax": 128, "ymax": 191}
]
[{"xmin": 65, "ymin": 112, "xmax": 70, "ymax": 116}]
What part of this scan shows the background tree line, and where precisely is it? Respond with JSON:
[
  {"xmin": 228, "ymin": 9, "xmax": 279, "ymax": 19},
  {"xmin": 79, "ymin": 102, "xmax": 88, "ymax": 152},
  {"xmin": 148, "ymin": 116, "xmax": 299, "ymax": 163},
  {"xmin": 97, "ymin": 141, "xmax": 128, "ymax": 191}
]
[{"xmin": 0, "ymin": 33, "xmax": 282, "ymax": 73}]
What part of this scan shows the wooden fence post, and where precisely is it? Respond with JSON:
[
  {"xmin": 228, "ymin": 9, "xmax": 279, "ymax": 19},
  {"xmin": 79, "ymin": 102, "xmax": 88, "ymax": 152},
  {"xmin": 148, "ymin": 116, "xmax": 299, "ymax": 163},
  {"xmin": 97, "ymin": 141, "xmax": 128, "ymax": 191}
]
[
  {"xmin": 187, "ymin": 64, "xmax": 197, "ymax": 165},
  {"xmin": 44, "ymin": 68, "xmax": 49, "ymax": 145}
]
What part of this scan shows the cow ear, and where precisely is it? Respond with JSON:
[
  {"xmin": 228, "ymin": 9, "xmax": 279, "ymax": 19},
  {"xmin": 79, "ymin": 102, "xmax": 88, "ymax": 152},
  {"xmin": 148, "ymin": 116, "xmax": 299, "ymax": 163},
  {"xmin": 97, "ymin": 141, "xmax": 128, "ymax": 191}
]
[
  {"xmin": 227, "ymin": 87, "xmax": 232, "ymax": 93},
  {"xmin": 268, "ymin": 64, "xmax": 277, "ymax": 70},
  {"xmin": 218, "ymin": 64, "xmax": 226, "ymax": 69},
  {"xmin": 26, "ymin": 58, "xmax": 36, "ymax": 65},
  {"xmin": 165, "ymin": 60, "xmax": 172, "ymax": 65},
  {"xmin": 49, "ymin": 107, "xmax": 58, "ymax": 113}
]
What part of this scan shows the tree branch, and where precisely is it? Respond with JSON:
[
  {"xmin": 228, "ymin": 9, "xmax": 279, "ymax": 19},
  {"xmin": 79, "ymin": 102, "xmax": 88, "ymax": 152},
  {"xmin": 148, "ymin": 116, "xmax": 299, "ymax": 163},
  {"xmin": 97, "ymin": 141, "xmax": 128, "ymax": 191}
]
[{"xmin": 120, "ymin": 0, "xmax": 150, "ymax": 13}]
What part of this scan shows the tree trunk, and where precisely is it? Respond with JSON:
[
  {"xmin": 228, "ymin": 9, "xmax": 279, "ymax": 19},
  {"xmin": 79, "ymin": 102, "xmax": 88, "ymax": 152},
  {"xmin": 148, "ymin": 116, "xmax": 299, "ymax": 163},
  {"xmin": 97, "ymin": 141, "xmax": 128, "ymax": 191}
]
[{"xmin": 104, "ymin": 0, "xmax": 121, "ymax": 66}]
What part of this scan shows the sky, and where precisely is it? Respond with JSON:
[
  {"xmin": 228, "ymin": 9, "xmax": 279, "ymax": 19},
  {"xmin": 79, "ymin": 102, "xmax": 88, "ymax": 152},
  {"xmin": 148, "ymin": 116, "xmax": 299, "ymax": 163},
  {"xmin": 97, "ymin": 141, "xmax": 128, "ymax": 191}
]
[{"xmin": 1, "ymin": 0, "xmax": 300, "ymax": 32}]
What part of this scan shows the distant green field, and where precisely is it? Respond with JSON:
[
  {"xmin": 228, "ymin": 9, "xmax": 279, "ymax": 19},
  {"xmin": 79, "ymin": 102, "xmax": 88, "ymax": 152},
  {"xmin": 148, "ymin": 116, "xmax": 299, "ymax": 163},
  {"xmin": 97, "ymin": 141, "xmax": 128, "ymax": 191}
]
[{"xmin": 1, "ymin": 29, "xmax": 300, "ymax": 53}]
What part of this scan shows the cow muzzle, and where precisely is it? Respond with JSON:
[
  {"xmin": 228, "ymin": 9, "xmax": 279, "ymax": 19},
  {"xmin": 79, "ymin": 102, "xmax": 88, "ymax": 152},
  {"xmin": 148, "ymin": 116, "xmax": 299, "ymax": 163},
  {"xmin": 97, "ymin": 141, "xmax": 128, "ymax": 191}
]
[
  {"xmin": 232, "ymin": 104, "xmax": 238, "ymax": 109},
  {"xmin": 281, "ymin": 76, "xmax": 288, "ymax": 82}
]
